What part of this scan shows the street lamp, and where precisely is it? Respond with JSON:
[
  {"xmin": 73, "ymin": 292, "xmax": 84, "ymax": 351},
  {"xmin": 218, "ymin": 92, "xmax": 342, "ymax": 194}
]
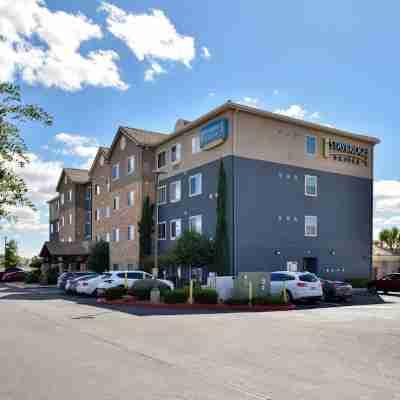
[{"xmin": 152, "ymin": 169, "xmax": 167, "ymax": 278}]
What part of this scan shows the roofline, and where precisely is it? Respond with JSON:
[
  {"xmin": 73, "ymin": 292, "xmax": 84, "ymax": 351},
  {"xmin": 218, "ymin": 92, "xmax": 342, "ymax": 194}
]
[
  {"xmin": 158, "ymin": 101, "xmax": 380, "ymax": 146},
  {"xmin": 47, "ymin": 195, "xmax": 60, "ymax": 204},
  {"xmin": 55, "ymin": 168, "xmax": 90, "ymax": 191},
  {"xmin": 88, "ymin": 147, "xmax": 110, "ymax": 176}
]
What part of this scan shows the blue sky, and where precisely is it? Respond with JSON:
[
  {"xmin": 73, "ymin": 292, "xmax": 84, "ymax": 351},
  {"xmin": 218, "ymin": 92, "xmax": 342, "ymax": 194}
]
[{"xmin": 1, "ymin": 0, "xmax": 399, "ymax": 257}]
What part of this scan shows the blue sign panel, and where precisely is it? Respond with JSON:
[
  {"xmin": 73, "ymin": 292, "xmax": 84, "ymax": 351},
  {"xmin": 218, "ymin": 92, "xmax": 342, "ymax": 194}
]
[{"xmin": 200, "ymin": 118, "xmax": 229, "ymax": 150}]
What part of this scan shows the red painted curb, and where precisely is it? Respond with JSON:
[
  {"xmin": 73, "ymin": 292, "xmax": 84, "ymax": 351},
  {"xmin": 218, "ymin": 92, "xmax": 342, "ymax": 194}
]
[{"xmin": 97, "ymin": 298, "xmax": 295, "ymax": 311}]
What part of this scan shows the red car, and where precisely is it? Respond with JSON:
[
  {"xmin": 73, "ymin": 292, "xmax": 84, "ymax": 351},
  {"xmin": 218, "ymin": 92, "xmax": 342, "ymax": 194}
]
[
  {"xmin": 368, "ymin": 273, "xmax": 400, "ymax": 294},
  {"xmin": 2, "ymin": 270, "xmax": 26, "ymax": 282}
]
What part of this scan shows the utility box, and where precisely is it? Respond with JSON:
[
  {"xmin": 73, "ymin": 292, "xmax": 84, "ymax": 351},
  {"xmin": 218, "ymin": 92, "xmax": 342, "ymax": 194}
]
[{"xmin": 233, "ymin": 272, "xmax": 271, "ymax": 299}]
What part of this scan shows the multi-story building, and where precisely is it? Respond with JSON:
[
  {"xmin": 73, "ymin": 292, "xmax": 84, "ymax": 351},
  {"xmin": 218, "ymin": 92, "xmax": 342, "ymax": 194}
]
[
  {"xmin": 48, "ymin": 195, "xmax": 60, "ymax": 242},
  {"xmin": 55, "ymin": 168, "xmax": 91, "ymax": 243},
  {"xmin": 47, "ymin": 101, "xmax": 379, "ymax": 280}
]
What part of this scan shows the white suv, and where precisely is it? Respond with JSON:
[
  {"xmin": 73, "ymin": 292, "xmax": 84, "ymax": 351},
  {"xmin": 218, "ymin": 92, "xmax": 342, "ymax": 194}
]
[
  {"xmin": 270, "ymin": 271, "xmax": 323, "ymax": 302},
  {"xmin": 95, "ymin": 271, "xmax": 174, "ymax": 296}
]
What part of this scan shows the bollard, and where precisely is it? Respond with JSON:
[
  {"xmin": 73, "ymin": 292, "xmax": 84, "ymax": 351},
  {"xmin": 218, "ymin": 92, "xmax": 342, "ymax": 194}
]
[
  {"xmin": 124, "ymin": 271, "xmax": 129, "ymax": 290},
  {"xmin": 282, "ymin": 281, "xmax": 288, "ymax": 304},
  {"xmin": 248, "ymin": 280, "xmax": 253, "ymax": 306},
  {"xmin": 188, "ymin": 279, "xmax": 194, "ymax": 304}
]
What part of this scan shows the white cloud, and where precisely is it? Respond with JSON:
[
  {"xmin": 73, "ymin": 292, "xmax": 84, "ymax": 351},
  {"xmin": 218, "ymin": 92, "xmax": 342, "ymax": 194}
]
[
  {"xmin": 208, "ymin": 92, "xmax": 215, "ymax": 97},
  {"xmin": 201, "ymin": 46, "xmax": 211, "ymax": 59},
  {"xmin": 0, "ymin": 0, "xmax": 128, "ymax": 91},
  {"xmin": 309, "ymin": 112, "xmax": 320, "ymax": 119},
  {"xmin": 374, "ymin": 180, "xmax": 400, "ymax": 213},
  {"xmin": 1, "ymin": 206, "xmax": 48, "ymax": 234},
  {"xmin": 144, "ymin": 62, "xmax": 166, "ymax": 82},
  {"xmin": 275, "ymin": 104, "xmax": 307, "ymax": 120},
  {"xmin": 55, "ymin": 132, "xmax": 98, "ymax": 159},
  {"xmin": 243, "ymin": 97, "xmax": 259, "ymax": 105},
  {"xmin": 100, "ymin": 2, "xmax": 195, "ymax": 79}
]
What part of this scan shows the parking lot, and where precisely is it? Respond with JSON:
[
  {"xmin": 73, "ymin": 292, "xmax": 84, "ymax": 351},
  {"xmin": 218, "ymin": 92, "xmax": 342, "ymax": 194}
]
[{"xmin": 0, "ymin": 283, "xmax": 399, "ymax": 399}]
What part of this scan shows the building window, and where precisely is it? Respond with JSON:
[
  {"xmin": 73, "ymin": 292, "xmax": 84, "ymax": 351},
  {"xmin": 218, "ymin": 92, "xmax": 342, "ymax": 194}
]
[
  {"xmin": 68, "ymin": 237, "xmax": 72, "ymax": 243},
  {"xmin": 95, "ymin": 208, "xmax": 100, "ymax": 221},
  {"xmin": 61, "ymin": 238, "xmax": 65, "ymax": 242},
  {"xmin": 113, "ymin": 264, "xmax": 119, "ymax": 271},
  {"xmin": 69, "ymin": 213, "xmax": 72, "ymax": 225},
  {"xmin": 106, "ymin": 177, "xmax": 111, "ymax": 192},
  {"xmin": 305, "ymin": 216, "xmax": 318, "ymax": 237},
  {"xmin": 189, "ymin": 173, "xmax": 202, "ymax": 197},
  {"xmin": 112, "ymin": 228, "xmax": 120, "ymax": 242},
  {"xmin": 189, "ymin": 215, "xmax": 202, "ymax": 234},
  {"xmin": 170, "ymin": 143, "xmax": 182, "ymax": 164},
  {"xmin": 128, "ymin": 225, "xmax": 135, "ymax": 241},
  {"xmin": 192, "ymin": 136, "xmax": 201, "ymax": 154},
  {"xmin": 61, "ymin": 216, "xmax": 65, "ymax": 227},
  {"xmin": 127, "ymin": 191, "xmax": 135, "ymax": 207},
  {"xmin": 112, "ymin": 163, "xmax": 120, "ymax": 180},
  {"xmin": 113, "ymin": 196, "xmax": 120, "ymax": 211},
  {"xmin": 105, "ymin": 207, "xmax": 111, "ymax": 218},
  {"xmin": 157, "ymin": 151, "xmax": 167, "ymax": 169},
  {"xmin": 100, "ymin": 155, "xmax": 105, "ymax": 166},
  {"xmin": 305, "ymin": 175, "xmax": 318, "ymax": 197},
  {"xmin": 105, "ymin": 232, "xmax": 110, "ymax": 242},
  {"xmin": 56, "ymin": 222, "xmax": 60, "ymax": 232},
  {"xmin": 85, "ymin": 188, "xmax": 91, "ymax": 200},
  {"xmin": 95, "ymin": 184, "xmax": 100, "ymax": 195},
  {"xmin": 170, "ymin": 180, "xmax": 181, "ymax": 203},
  {"xmin": 61, "ymin": 193, "xmax": 65, "ymax": 205},
  {"xmin": 68, "ymin": 189, "xmax": 72, "ymax": 201},
  {"xmin": 170, "ymin": 219, "xmax": 182, "ymax": 240},
  {"xmin": 64, "ymin": 176, "xmax": 68, "ymax": 185},
  {"xmin": 96, "ymin": 234, "xmax": 101, "ymax": 242},
  {"xmin": 158, "ymin": 222, "xmax": 166, "ymax": 240},
  {"xmin": 127, "ymin": 156, "xmax": 135, "ymax": 174},
  {"xmin": 120, "ymin": 136, "xmax": 126, "ymax": 150},
  {"xmin": 157, "ymin": 185, "xmax": 167, "ymax": 205},
  {"xmin": 306, "ymin": 135, "xmax": 317, "ymax": 156},
  {"xmin": 50, "ymin": 224, "xmax": 54, "ymax": 234}
]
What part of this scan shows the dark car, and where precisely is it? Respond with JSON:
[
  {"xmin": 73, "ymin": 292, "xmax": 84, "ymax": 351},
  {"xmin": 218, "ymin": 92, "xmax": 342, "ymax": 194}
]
[
  {"xmin": 57, "ymin": 272, "xmax": 94, "ymax": 290},
  {"xmin": 321, "ymin": 280, "xmax": 352, "ymax": 301},
  {"xmin": 368, "ymin": 273, "xmax": 400, "ymax": 294},
  {"xmin": 2, "ymin": 270, "xmax": 26, "ymax": 282}
]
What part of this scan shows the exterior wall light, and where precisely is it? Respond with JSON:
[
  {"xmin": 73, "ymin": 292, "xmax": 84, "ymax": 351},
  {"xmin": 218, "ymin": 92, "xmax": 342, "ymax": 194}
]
[
  {"xmin": 274, "ymin": 250, "xmax": 281, "ymax": 255},
  {"xmin": 330, "ymin": 249, "xmax": 336, "ymax": 256}
]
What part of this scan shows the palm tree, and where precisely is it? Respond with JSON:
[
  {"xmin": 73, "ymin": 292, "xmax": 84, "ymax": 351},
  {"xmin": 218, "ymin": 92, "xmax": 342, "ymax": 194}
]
[{"xmin": 379, "ymin": 227, "xmax": 400, "ymax": 251}]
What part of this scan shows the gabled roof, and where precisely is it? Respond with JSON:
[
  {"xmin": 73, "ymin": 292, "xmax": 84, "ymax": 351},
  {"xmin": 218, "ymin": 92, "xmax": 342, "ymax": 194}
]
[
  {"xmin": 107, "ymin": 126, "xmax": 167, "ymax": 159},
  {"xmin": 88, "ymin": 147, "xmax": 110, "ymax": 175},
  {"xmin": 39, "ymin": 241, "xmax": 92, "ymax": 258},
  {"xmin": 56, "ymin": 168, "xmax": 89, "ymax": 191}
]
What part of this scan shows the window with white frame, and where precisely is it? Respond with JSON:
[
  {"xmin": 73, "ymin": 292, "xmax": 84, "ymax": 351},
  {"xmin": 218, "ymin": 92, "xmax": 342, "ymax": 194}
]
[
  {"xmin": 95, "ymin": 184, "xmax": 100, "ymax": 195},
  {"xmin": 305, "ymin": 175, "xmax": 318, "ymax": 197},
  {"xmin": 157, "ymin": 185, "xmax": 167, "ymax": 205},
  {"xmin": 157, "ymin": 151, "xmax": 167, "ymax": 169},
  {"xmin": 68, "ymin": 237, "xmax": 72, "ymax": 243},
  {"xmin": 50, "ymin": 224, "xmax": 54, "ymax": 234},
  {"xmin": 170, "ymin": 219, "xmax": 182, "ymax": 240},
  {"xmin": 189, "ymin": 215, "xmax": 202, "ymax": 234},
  {"xmin": 112, "ymin": 227, "xmax": 120, "ymax": 242},
  {"xmin": 189, "ymin": 173, "xmax": 202, "ymax": 197},
  {"xmin": 61, "ymin": 193, "xmax": 65, "ymax": 205},
  {"xmin": 158, "ymin": 222, "xmax": 166, "ymax": 240},
  {"xmin": 96, "ymin": 234, "xmax": 101, "ymax": 242},
  {"xmin": 170, "ymin": 180, "xmax": 181, "ymax": 203},
  {"xmin": 112, "ymin": 163, "xmax": 120, "ymax": 180},
  {"xmin": 306, "ymin": 135, "xmax": 317, "ymax": 156},
  {"xmin": 61, "ymin": 216, "xmax": 65, "ymax": 227},
  {"xmin": 106, "ymin": 177, "xmax": 111, "ymax": 192},
  {"xmin": 68, "ymin": 189, "xmax": 72, "ymax": 201},
  {"xmin": 56, "ymin": 222, "xmax": 60, "ymax": 232},
  {"xmin": 95, "ymin": 208, "xmax": 100, "ymax": 221},
  {"xmin": 305, "ymin": 216, "xmax": 318, "ymax": 237},
  {"xmin": 128, "ymin": 225, "xmax": 135, "ymax": 241},
  {"xmin": 105, "ymin": 207, "xmax": 111, "ymax": 218},
  {"xmin": 113, "ymin": 196, "xmax": 120, "ymax": 210},
  {"xmin": 64, "ymin": 176, "xmax": 68, "ymax": 184},
  {"xmin": 127, "ymin": 191, "xmax": 135, "ymax": 207},
  {"xmin": 105, "ymin": 232, "xmax": 110, "ymax": 242},
  {"xmin": 170, "ymin": 143, "xmax": 182, "ymax": 164},
  {"xmin": 192, "ymin": 136, "xmax": 201, "ymax": 154},
  {"xmin": 127, "ymin": 156, "xmax": 135, "ymax": 174},
  {"xmin": 69, "ymin": 213, "xmax": 72, "ymax": 225}
]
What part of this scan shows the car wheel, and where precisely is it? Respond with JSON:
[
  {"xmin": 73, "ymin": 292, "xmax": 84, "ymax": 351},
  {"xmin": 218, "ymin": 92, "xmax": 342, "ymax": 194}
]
[
  {"xmin": 368, "ymin": 285, "xmax": 377, "ymax": 295},
  {"xmin": 284, "ymin": 290, "xmax": 294, "ymax": 304}
]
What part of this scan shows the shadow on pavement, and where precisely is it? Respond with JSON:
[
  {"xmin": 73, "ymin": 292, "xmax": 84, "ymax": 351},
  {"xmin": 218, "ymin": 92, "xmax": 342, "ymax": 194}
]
[{"xmin": 0, "ymin": 283, "xmax": 394, "ymax": 317}]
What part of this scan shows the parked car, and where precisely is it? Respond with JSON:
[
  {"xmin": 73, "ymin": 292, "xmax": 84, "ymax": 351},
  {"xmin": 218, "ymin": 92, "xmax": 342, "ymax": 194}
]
[
  {"xmin": 321, "ymin": 279, "xmax": 352, "ymax": 301},
  {"xmin": 75, "ymin": 273, "xmax": 112, "ymax": 296},
  {"xmin": 57, "ymin": 272, "xmax": 94, "ymax": 290},
  {"xmin": 65, "ymin": 273, "xmax": 99, "ymax": 294},
  {"xmin": 368, "ymin": 273, "xmax": 400, "ymax": 294},
  {"xmin": 96, "ymin": 271, "xmax": 174, "ymax": 296},
  {"xmin": 2, "ymin": 270, "xmax": 26, "ymax": 282},
  {"xmin": 270, "ymin": 271, "xmax": 323, "ymax": 303}
]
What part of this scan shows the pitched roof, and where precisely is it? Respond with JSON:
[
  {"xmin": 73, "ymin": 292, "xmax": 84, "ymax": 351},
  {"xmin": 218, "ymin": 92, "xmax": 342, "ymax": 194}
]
[
  {"xmin": 56, "ymin": 168, "xmax": 89, "ymax": 191},
  {"xmin": 88, "ymin": 147, "xmax": 110, "ymax": 175},
  {"xmin": 119, "ymin": 127, "xmax": 167, "ymax": 147},
  {"xmin": 39, "ymin": 241, "xmax": 92, "ymax": 257}
]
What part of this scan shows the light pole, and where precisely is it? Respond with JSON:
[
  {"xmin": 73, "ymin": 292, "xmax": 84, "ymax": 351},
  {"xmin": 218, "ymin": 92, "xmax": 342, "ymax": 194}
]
[{"xmin": 152, "ymin": 170, "xmax": 167, "ymax": 278}]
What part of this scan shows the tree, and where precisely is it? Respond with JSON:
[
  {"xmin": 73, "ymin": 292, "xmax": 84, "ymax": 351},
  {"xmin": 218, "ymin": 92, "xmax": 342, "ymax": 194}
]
[
  {"xmin": 0, "ymin": 83, "xmax": 52, "ymax": 221},
  {"xmin": 29, "ymin": 256, "xmax": 42, "ymax": 269},
  {"xmin": 3, "ymin": 239, "xmax": 20, "ymax": 270},
  {"xmin": 138, "ymin": 196, "xmax": 154, "ymax": 261},
  {"xmin": 87, "ymin": 240, "xmax": 109, "ymax": 273},
  {"xmin": 172, "ymin": 230, "xmax": 214, "ymax": 278},
  {"xmin": 213, "ymin": 160, "xmax": 230, "ymax": 275},
  {"xmin": 379, "ymin": 228, "xmax": 400, "ymax": 251}
]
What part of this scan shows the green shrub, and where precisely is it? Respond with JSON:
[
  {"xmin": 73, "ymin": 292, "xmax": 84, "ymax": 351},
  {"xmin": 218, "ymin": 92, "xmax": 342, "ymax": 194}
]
[
  {"xmin": 346, "ymin": 278, "xmax": 369, "ymax": 288},
  {"xmin": 224, "ymin": 297, "xmax": 249, "ymax": 305},
  {"xmin": 25, "ymin": 269, "xmax": 41, "ymax": 284},
  {"xmin": 104, "ymin": 286, "xmax": 127, "ymax": 301},
  {"xmin": 163, "ymin": 289, "xmax": 188, "ymax": 304},
  {"xmin": 193, "ymin": 288, "xmax": 218, "ymax": 304},
  {"xmin": 128, "ymin": 279, "xmax": 171, "ymax": 301}
]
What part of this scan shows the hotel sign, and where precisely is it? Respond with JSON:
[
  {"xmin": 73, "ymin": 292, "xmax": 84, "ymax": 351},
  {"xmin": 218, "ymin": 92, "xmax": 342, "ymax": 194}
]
[
  {"xmin": 200, "ymin": 118, "xmax": 229, "ymax": 150},
  {"xmin": 322, "ymin": 138, "xmax": 369, "ymax": 167}
]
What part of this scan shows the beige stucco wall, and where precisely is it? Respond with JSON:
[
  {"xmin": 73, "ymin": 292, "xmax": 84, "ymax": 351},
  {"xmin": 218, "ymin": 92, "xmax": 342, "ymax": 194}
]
[{"xmin": 236, "ymin": 111, "xmax": 374, "ymax": 179}]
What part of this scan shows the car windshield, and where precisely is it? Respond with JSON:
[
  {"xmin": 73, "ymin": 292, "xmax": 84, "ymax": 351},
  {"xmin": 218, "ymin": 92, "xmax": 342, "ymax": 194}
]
[
  {"xmin": 76, "ymin": 274, "xmax": 97, "ymax": 281},
  {"xmin": 299, "ymin": 274, "xmax": 318, "ymax": 282}
]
